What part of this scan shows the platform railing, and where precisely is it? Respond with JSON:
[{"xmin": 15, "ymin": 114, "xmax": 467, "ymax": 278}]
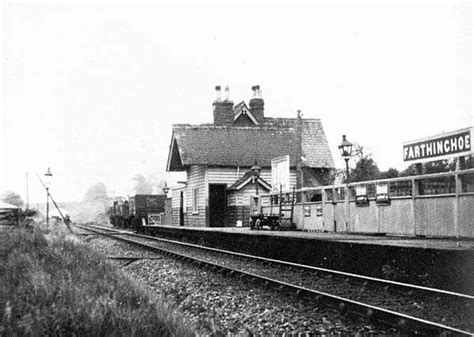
[
  {"xmin": 147, "ymin": 213, "xmax": 164, "ymax": 226},
  {"xmin": 255, "ymin": 168, "xmax": 474, "ymax": 238}
]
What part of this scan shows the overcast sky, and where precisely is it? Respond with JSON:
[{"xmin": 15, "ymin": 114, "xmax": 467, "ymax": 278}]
[{"xmin": 1, "ymin": 1, "xmax": 472, "ymax": 203}]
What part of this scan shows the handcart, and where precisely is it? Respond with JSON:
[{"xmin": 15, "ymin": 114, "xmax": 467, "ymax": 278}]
[{"xmin": 249, "ymin": 186, "xmax": 296, "ymax": 231}]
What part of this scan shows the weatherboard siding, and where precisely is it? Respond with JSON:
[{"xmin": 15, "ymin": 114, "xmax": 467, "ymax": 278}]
[
  {"xmin": 171, "ymin": 166, "xmax": 298, "ymax": 227},
  {"xmin": 208, "ymin": 167, "xmax": 246, "ymax": 186},
  {"xmin": 185, "ymin": 165, "xmax": 207, "ymax": 227},
  {"xmin": 207, "ymin": 167, "xmax": 274, "ymax": 186}
]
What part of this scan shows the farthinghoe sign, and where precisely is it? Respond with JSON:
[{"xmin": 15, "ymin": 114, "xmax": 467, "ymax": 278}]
[{"xmin": 403, "ymin": 127, "xmax": 473, "ymax": 164}]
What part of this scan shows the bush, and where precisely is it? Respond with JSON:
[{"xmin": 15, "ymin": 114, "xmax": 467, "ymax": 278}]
[{"xmin": 0, "ymin": 226, "xmax": 194, "ymax": 336}]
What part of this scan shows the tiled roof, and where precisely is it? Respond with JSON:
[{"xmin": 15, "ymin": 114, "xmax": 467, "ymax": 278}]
[{"xmin": 167, "ymin": 118, "xmax": 334, "ymax": 171}]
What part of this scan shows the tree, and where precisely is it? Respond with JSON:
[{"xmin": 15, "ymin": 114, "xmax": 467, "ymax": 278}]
[
  {"xmin": 400, "ymin": 159, "xmax": 455, "ymax": 177},
  {"xmin": 83, "ymin": 183, "xmax": 109, "ymax": 202},
  {"xmin": 463, "ymin": 155, "xmax": 474, "ymax": 169},
  {"xmin": 348, "ymin": 144, "xmax": 380, "ymax": 182},
  {"xmin": 1, "ymin": 191, "xmax": 24, "ymax": 208},
  {"xmin": 378, "ymin": 168, "xmax": 400, "ymax": 180},
  {"xmin": 132, "ymin": 174, "xmax": 153, "ymax": 194}
]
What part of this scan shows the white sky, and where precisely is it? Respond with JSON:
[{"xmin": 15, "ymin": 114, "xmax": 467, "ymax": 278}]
[{"xmin": 1, "ymin": 1, "xmax": 472, "ymax": 203}]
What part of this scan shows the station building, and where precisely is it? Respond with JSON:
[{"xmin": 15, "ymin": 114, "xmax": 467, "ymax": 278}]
[{"xmin": 165, "ymin": 85, "xmax": 334, "ymax": 227}]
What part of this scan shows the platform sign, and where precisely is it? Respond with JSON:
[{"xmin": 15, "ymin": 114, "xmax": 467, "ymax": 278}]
[
  {"xmin": 355, "ymin": 185, "xmax": 369, "ymax": 207},
  {"xmin": 271, "ymin": 155, "xmax": 290, "ymax": 193},
  {"xmin": 403, "ymin": 127, "xmax": 473, "ymax": 164},
  {"xmin": 376, "ymin": 183, "xmax": 390, "ymax": 206}
]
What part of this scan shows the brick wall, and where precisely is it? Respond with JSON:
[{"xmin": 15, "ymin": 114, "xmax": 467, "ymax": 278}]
[{"xmin": 213, "ymin": 101, "xmax": 234, "ymax": 125}]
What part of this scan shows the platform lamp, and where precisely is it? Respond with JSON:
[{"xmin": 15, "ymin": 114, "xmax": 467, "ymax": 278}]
[
  {"xmin": 44, "ymin": 168, "xmax": 53, "ymax": 226},
  {"xmin": 162, "ymin": 182, "xmax": 170, "ymax": 197},
  {"xmin": 251, "ymin": 160, "xmax": 261, "ymax": 196},
  {"xmin": 338, "ymin": 135, "xmax": 353, "ymax": 182}
]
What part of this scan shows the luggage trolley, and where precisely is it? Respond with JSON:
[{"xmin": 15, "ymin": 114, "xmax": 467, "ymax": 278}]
[{"xmin": 250, "ymin": 186, "xmax": 296, "ymax": 231}]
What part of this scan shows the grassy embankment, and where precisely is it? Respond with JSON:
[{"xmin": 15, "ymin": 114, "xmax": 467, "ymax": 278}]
[{"xmin": 0, "ymin": 224, "xmax": 194, "ymax": 336}]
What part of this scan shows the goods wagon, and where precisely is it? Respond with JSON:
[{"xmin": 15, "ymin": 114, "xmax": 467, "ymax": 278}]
[{"xmin": 110, "ymin": 194, "xmax": 166, "ymax": 229}]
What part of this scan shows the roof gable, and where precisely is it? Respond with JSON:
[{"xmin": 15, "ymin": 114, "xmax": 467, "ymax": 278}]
[
  {"xmin": 233, "ymin": 101, "xmax": 258, "ymax": 125},
  {"xmin": 228, "ymin": 171, "xmax": 272, "ymax": 191},
  {"xmin": 166, "ymin": 137, "xmax": 184, "ymax": 171},
  {"xmin": 234, "ymin": 113, "xmax": 257, "ymax": 126}
]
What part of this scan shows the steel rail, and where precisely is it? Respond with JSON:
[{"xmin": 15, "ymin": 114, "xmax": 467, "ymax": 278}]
[
  {"xmin": 75, "ymin": 223, "xmax": 473, "ymax": 336},
  {"xmin": 86, "ymin": 224, "xmax": 474, "ymax": 300}
]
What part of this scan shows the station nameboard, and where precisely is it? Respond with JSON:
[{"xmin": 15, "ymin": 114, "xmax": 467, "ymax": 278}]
[
  {"xmin": 403, "ymin": 127, "xmax": 473, "ymax": 164},
  {"xmin": 271, "ymin": 155, "xmax": 290, "ymax": 193}
]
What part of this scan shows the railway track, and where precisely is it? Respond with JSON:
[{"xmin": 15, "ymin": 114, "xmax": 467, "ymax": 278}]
[{"xmin": 74, "ymin": 223, "xmax": 474, "ymax": 336}]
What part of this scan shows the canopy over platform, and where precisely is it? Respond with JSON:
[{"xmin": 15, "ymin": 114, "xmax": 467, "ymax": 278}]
[{"xmin": 0, "ymin": 202, "xmax": 21, "ymax": 209}]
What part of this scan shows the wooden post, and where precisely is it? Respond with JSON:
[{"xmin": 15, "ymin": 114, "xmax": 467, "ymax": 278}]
[
  {"xmin": 345, "ymin": 185, "xmax": 350, "ymax": 233},
  {"xmin": 454, "ymin": 171, "xmax": 460, "ymax": 238},
  {"xmin": 454, "ymin": 157, "xmax": 463, "ymax": 238},
  {"xmin": 290, "ymin": 186, "xmax": 295, "ymax": 228},
  {"xmin": 411, "ymin": 177, "xmax": 417, "ymax": 236}
]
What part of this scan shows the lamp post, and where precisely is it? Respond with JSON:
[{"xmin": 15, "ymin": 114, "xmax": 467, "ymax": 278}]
[
  {"xmin": 250, "ymin": 160, "xmax": 261, "ymax": 195},
  {"xmin": 338, "ymin": 136, "xmax": 352, "ymax": 233},
  {"xmin": 44, "ymin": 168, "xmax": 53, "ymax": 226},
  {"xmin": 338, "ymin": 135, "xmax": 353, "ymax": 182},
  {"xmin": 162, "ymin": 182, "xmax": 170, "ymax": 197}
]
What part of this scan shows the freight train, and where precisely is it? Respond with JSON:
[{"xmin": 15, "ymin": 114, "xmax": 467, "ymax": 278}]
[{"xmin": 109, "ymin": 194, "xmax": 166, "ymax": 230}]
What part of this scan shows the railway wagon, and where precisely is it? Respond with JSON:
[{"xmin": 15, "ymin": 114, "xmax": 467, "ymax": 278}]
[
  {"xmin": 0, "ymin": 207, "xmax": 21, "ymax": 226},
  {"xmin": 109, "ymin": 199, "xmax": 130, "ymax": 228},
  {"xmin": 0, "ymin": 201, "xmax": 24, "ymax": 226},
  {"xmin": 129, "ymin": 194, "xmax": 166, "ymax": 228},
  {"xmin": 110, "ymin": 194, "xmax": 166, "ymax": 229}
]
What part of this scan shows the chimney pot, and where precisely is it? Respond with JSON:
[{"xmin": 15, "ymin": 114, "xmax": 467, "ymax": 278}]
[
  {"xmin": 213, "ymin": 85, "xmax": 233, "ymax": 125},
  {"xmin": 249, "ymin": 85, "xmax": 264, "ymax": 122},
  {"xmin": 215, "ymin": 85, "xmax": 222, "ymax": 102},
  {"xmin": 224, "ymin": 85, "xmax": 230, "ymax": 101},
  {"xmin": 252, "ymin": 85, "xmax": 262, "ymax": 98}
]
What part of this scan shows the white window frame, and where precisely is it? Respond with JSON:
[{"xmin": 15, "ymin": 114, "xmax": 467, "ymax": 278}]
[{"xmin": 192, "ymin": 188, "xmax": 199, "ymax": 214}]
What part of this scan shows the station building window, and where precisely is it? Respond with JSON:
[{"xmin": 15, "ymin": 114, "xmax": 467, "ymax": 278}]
[{"xmin": 192, "ymin": 188, "xmax": 199, "ymax": 213}]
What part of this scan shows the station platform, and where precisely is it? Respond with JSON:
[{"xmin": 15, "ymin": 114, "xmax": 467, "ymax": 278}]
[{"xmin": 146, "ymin": 225, "xmax": 474, "ymax": 251}]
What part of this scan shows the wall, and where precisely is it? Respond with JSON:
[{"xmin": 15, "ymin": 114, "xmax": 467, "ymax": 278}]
[
  {"xmin": 163, "ymin": 198, "xmax": 172, "ymax": 226},
  {"xmin": 184, "ymin": 165, "xmax": 207, "ymax": 227},
  {"xmin": 207, "ymin": 167, "xmax": 298, "ymax": 190},
  {"xmin": 171, "ymin": 186, "xmax": 185, "ymax": 226},
  {"xmin": 259, "ymin": 169, "xmax": 474, "ymax": 238},
  {"xmin": 170, "ymin": 166, "xmax": 316, "ymax": 227}
]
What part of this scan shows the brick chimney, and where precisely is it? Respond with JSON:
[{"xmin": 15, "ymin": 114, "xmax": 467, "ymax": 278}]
[
  {"xmin": 249, "ymin": 85, "xmax": 264, "ymax": 122},
  {"xmin": 213, "ymin": 85, "xmax": 234, "ymax": 125}
]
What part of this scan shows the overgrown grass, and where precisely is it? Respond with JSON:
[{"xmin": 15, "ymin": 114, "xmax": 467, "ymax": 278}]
[{"xmin": 0, "ymin": 225, "xmax": 195, "ymax": 336}]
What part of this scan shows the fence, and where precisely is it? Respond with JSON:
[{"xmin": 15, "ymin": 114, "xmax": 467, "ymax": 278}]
[
  {"xmin": 147, "ymin": 213, "xmax": 164, "ymax": 226},
  {"xmin": 255, "ymin": 168, "xmax": 474, "ymax": 238}
]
